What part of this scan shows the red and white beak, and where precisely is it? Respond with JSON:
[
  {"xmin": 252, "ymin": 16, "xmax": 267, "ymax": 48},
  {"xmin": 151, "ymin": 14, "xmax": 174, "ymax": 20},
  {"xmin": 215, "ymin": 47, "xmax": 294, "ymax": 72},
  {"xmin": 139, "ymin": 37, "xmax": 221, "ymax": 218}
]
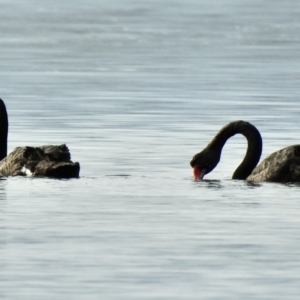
[{"xmin": 193, "ymin": 166, "xmax": 205, "ymax": 180}]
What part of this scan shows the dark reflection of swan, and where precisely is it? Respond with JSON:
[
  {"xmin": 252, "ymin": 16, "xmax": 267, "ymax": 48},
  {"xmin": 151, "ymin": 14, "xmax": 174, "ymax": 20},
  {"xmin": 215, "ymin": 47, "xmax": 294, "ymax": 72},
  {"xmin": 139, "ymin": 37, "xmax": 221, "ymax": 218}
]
[
  {"xmin": 0, "ymin": 99, "xmax": 80, "ymax": 178},
  {"xmin": 190, "ymin": 120, "xmax": 300, "ymax": 183}
]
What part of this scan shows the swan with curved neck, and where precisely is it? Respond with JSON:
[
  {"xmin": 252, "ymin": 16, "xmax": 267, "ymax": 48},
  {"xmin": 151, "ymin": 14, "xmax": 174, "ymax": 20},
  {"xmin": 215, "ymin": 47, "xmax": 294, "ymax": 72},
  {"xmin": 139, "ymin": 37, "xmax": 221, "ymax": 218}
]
[
  {"xmin": 0, "ymin": 98, "xmax": 80, "ymax": 178},
  {"xmin": 190, "ymin": 120, "xmax": 300, "ymax": 183}
]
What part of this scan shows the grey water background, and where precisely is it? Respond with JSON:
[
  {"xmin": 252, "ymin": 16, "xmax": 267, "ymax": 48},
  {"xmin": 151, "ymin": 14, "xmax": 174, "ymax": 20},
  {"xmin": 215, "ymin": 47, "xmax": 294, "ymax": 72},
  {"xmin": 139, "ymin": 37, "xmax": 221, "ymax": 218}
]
[{"xmin": 0, "ymin": 0, "xmax": 300, "ymax": 299}]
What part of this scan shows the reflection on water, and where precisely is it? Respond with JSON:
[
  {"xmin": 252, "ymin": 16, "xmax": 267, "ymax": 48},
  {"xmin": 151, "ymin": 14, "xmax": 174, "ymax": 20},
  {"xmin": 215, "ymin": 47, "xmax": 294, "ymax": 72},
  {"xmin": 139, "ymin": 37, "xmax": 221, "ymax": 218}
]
[
  {"xmin": 244, "ymin": 181, "xmax": 263, "ymax": 189},
  {"xmin": 0, "ymin": 179, "xmax": 7, "ymax": 207},
  {"xmin": 193, "ymin": 179, "xmax": 224, "ymax": 190},
  {"xmin": 194, "ymin": 179, "xmax": 265, "ymax": 191},
  {"xmin": 0, "ymin": 0, "xmax": 300, "ymax": 299},
  {"xmin": 106, "ymin": 174, "xmax": 131, "ymax": 178}
]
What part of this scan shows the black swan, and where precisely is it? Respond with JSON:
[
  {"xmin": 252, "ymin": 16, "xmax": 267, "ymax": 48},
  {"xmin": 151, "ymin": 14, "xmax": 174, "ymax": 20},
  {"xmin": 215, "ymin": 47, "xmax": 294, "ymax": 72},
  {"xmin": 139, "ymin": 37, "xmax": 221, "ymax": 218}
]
[
  {"xmin": 0, "ymin": 98, "xmax": 80, "ymax": 178},
  {"xmin": 190, "ymin": 120, "xmax": 300, "ymax": 183}
]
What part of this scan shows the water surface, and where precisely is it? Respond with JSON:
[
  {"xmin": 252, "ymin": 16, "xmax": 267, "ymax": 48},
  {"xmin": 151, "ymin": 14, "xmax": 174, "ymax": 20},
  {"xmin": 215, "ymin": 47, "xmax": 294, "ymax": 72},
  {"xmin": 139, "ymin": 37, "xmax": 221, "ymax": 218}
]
[{"xmin": 0, "ymin": 0, "xmax": 300, "ymax": 299}]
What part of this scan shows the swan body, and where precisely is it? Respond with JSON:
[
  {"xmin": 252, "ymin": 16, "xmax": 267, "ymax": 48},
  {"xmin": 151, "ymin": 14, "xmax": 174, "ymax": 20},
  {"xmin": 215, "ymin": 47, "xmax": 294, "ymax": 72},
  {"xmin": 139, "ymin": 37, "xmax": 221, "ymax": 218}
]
[
  {"xmin": 247, "ymin": 145, "xmax": 300, "ymax": 182},
  {"xmin": 190, "ymin": 120, "xmax": 300, "ymax": 183},
  {"xmin": 0, "ymin": 99, "xmax": 80, "ymax": 178}
]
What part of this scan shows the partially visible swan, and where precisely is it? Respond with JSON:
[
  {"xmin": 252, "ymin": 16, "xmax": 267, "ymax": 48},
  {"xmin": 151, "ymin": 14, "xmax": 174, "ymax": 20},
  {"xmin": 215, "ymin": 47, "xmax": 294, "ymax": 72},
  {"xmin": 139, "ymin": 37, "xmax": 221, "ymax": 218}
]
[
  {"xmin": 190, "ymin": 120, "xmax": 300, "ymax": 183},
  {"xmin": 0, "ymin": 99, "xmax": 80, "ymax": 178}
]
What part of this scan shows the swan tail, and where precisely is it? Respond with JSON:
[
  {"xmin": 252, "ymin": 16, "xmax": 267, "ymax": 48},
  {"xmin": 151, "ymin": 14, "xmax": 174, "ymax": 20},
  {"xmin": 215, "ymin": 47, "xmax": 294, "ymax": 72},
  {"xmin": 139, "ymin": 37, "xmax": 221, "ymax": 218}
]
[{"xmin": 35, "ymin": 161, "xmax": 80, "ymax": 178}]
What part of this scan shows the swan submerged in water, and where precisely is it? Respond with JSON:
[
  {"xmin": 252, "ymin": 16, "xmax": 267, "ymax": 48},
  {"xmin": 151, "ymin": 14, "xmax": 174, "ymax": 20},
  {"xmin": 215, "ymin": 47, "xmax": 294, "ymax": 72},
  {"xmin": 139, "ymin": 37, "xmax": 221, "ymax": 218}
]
[
  {"xmin": 0, "ymin": 99, "xmax": 80, "ymax": 178},
  {"xmin": 190, "ymin": 120, "xmax": 300, "ymax": 183}
]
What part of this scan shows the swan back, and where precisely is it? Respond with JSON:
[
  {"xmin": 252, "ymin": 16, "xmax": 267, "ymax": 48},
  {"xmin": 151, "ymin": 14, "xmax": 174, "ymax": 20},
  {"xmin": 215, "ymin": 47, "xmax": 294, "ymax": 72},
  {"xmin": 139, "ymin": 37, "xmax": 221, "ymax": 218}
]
[
  {"xmin": 247, "ymin": 145, "xmax": 300, "ymax": 182},
  {"xmin": 0, "ymin": 144, "xmax": 80, "ymax": 178}
]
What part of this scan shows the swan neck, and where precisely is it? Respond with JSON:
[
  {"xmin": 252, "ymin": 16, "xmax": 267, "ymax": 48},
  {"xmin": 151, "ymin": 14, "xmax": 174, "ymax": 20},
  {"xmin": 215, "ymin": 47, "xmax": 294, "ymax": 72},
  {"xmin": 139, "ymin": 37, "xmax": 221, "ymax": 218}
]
[
  {"xmin": 0, "ymin": 99, "xmax": 8, "ymax": 160},
  {"xmin": 209, "ymin": 121, "xmax": 262, "ymax": 180}
]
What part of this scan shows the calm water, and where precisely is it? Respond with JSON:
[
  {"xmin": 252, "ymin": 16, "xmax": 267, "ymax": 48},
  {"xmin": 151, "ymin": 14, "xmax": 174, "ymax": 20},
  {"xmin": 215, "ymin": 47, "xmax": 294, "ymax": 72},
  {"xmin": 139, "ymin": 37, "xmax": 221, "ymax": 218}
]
[{"xmin": 0, "ymin": 0, "xmax": 300, "ymax": 299}]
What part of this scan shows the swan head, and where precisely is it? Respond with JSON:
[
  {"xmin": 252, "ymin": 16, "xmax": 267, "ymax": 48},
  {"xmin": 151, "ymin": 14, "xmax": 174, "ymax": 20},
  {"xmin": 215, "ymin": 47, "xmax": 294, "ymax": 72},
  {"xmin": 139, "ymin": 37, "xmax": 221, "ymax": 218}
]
[{"xmin": 190, "ymin": 147, "xmax": 220, "ymax": 180}]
